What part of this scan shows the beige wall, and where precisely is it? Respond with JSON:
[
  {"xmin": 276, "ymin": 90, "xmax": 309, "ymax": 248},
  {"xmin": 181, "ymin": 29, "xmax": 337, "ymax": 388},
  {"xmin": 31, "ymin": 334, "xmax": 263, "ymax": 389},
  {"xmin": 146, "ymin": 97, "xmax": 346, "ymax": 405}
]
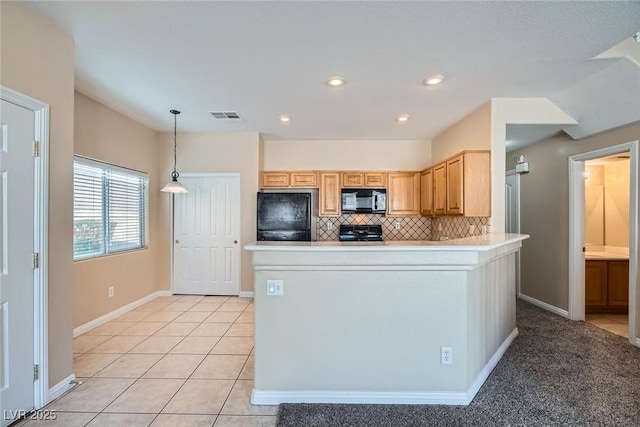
[
  {"xmin": 73, "ymin": 92, "xmax": 161, "ymax": 327},
  {"xmin": 506, "ymin": 121, "xmax": 640, "ymax": 312},
  {"xmin": 604, "ymin": 160, "xmax": 630, "ymax": 248},
  {"xmin": 0, "ymin": 2, "xmax": 75, "ymax": 387},
  {"xmin": 157, "ymin": 132, "xmax": 261, "ymax": 293},
  {"xmin": 585, "ymin": 165, "xmax": 605, "ymax": 246},
  {"xmin": 431, "ymin": 102, "xmax": 492, "ymax": 165},
  {"xmin": 492, "ymin": 98, "xmax": 577, "ymax": 233},
  {"xmin": 262, "ymin": 139, "xmax": 431, "ymax": 171}
]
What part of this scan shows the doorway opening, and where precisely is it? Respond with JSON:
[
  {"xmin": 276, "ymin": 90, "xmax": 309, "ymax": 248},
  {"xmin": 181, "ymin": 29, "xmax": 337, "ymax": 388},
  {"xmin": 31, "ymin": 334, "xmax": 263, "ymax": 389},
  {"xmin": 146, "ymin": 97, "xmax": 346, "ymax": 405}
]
[
  {"xmin": 583, "ymin": 152, "xmax": 630, "ymax": 338},
  {"xmin": 505, "ymin": 169, "xmax": 521, "ymax": 295},
  {"xmin": 568, "ymin": 140, "xmax": 638, "ymax": 348}
]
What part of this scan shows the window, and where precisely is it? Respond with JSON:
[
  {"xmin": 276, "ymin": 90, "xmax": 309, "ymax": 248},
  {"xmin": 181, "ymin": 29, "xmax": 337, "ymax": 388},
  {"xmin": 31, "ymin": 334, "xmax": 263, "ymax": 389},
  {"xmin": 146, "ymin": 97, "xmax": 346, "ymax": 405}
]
[{"xmin": 73, "ymin": 156, "xmax": 148, "ymax": 260}]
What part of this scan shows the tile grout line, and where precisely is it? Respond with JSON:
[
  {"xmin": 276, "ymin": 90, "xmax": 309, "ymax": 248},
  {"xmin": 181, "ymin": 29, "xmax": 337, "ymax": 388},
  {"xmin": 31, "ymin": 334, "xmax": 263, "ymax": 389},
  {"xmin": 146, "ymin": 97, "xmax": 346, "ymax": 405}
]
[{"xmin": 67, "ymin": 295, "xmax": 257, "ymax": 425}]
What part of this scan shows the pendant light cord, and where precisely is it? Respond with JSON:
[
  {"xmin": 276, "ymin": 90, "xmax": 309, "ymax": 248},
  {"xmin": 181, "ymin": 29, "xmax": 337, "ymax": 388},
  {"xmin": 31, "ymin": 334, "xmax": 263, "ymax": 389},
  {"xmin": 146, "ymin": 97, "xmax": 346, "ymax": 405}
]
[{"xmin": 170, "ymin": 109, "xmax": 180, "ymax": 179}]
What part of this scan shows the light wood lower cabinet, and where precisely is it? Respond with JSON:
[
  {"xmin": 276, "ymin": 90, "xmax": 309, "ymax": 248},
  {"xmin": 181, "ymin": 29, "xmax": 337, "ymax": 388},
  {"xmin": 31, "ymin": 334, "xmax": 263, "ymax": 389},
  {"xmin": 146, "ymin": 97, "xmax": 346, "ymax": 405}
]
[
  {"xmin": 319, "ymin": 172, "xmax": 341, "ymax": 217},
  {"xmin": 608, "ymin": 261, "xmax": 629, "ymax": 308},
  {"xmin": 585, "ymin": 260, "xmax": 629, "ymax": 313},
  {"xmin": 387, "ymin": 172, "xmax": 420, "ymax": 216}
]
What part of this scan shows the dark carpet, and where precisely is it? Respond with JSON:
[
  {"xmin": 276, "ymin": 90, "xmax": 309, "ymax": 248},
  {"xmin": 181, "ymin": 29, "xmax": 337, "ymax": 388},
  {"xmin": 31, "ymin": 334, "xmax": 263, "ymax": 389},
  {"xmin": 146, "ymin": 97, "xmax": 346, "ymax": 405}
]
[{"xmin": 276, "ymin": 300, "xmax": 640, "ymax": 426}]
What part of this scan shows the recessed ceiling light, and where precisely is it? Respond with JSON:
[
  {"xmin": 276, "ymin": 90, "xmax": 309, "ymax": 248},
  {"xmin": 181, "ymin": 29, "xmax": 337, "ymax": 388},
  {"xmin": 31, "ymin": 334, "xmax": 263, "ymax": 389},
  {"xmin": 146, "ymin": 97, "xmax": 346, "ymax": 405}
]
[
  {"xmin": 279, "ymin": 115, "xmax": 292, "ymax": 123},
  {"xmin": 423, "ymin": 74, "xmax": 445, "ymax": 86},
  {"xmin": 326, "ymin": 76, "xmax": 346, "ymax": 87},
  {"xmin": 396, "ymin": 114, "xmax": 410, "ymax": 122}
]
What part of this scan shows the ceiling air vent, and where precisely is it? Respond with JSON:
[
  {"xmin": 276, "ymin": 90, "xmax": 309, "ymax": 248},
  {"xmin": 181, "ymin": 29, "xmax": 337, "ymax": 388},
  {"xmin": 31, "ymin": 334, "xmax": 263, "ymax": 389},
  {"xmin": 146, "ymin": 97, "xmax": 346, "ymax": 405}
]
[{"xmin": 209, "ymin": 111, "xmax": 242, "ymax": 120}]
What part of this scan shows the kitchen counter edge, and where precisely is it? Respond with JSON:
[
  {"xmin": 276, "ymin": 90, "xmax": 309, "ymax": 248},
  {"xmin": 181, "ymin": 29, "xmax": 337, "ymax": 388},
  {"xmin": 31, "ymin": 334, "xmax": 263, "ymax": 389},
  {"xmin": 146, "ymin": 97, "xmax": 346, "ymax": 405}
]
[{"xmin": 245, "ymin": 233, "xmax": 529, "ymax": 252}]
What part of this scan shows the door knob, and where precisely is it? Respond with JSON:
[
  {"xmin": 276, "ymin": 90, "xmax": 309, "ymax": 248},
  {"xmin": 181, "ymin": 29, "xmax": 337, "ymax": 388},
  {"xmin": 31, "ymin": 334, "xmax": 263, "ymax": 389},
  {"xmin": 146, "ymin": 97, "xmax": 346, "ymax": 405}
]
[
  {"xmin": 234, "ymin": 240, "xmax": 238, "ymax": 244},
  {"xmin": 175, "ymin": 240, "xmax": 179, "ymax": 244}
]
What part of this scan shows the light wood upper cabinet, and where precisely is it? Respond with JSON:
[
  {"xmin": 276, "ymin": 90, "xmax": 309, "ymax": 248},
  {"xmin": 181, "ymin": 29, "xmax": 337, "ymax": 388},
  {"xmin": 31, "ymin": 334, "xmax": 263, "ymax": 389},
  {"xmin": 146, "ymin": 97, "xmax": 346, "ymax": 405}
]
[
  {"xmin": 341, "ymin": 172, "xmax": 387, "ymax": 188},
  {"xmin": 261, "ymin": 171, "xmax": 290, "ymax": 188},
  {"xmin": 387, "ymin": 172, "xmax": 420, "ymax": 216},
  {"xmin": 341, "ymin": 172, "xmax": 364, "ymax": 187},
  {"xmin": 364, "ymin": 172, "xmax": 386, "ymax": 188},
  {"xmin": 441, "ymin": 151, "xmax": 491, "ymax": 217},
  {"xmin": 420, "ymin": 168, "xmax": 433, "ymax": 216},
  {"xmin": 319, "ymin": 172, "xmax": 341, "ymax": 217},
  {"xmin": 446, "ymin": 155, "xmax": 464, "ymax": 215},
  {"xmin": 290, "ymin": 172, "xmax": 318, "ymax": 187},
  {"xmin": 432, "ymin": 163, "xmax": 447, "ymax": 216},
  {"xmin": 261, "ymin": 171, "xmax": 317, "ymax": 188}
]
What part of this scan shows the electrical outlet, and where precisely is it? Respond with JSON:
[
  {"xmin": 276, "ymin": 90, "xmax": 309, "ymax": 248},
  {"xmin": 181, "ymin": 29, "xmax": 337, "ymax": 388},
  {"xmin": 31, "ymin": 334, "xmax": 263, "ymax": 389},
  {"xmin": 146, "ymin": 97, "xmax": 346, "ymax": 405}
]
[
  {"xmin": 267, "ymin": 279, "xmax": 284, "ymax": 296},
  {"xmin": 394, "ymin": 221, "xmax": 401, "ymax": 230},
  {"xmin": 441, "ymin": 347, "xmax": 452, "ymax": 364},
  {"xmin": 327, "ymin": 222, "xmax": 333, "ymax": 231},
  {"xmin": 108, "ymin": 286, "xmax": 114, "ymax": 298}
]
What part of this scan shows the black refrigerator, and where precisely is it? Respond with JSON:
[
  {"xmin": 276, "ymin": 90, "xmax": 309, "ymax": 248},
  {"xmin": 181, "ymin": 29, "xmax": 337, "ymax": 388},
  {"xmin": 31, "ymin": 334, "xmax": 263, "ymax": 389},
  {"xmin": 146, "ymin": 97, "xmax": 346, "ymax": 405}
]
[{"xmin": 257, "ymin": 192, "xmax": 312, "ymax": 241}]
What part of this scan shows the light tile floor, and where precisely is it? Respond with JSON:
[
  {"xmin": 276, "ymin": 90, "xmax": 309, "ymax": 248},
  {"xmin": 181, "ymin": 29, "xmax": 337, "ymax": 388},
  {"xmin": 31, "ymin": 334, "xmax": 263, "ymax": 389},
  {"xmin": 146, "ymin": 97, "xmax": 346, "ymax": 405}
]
[
  {"xmin": 18, "ymin": 295, "xmax": 276, "ymax": 427},
  {"xmin": 585, "ymin": 313, "xmax": 629, "ymax": 338}
]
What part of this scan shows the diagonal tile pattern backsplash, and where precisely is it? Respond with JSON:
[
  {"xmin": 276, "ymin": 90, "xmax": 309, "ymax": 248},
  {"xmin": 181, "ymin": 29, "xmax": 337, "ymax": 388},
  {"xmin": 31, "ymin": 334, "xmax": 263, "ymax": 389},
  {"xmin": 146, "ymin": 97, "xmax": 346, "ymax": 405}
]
[
  {"xmin": 317, "ymin": 215, "xmax": 489, "ymax": 241},
  {"xmin": 431, "ymin": 216, "xmax": 490, "ymax": 240}
]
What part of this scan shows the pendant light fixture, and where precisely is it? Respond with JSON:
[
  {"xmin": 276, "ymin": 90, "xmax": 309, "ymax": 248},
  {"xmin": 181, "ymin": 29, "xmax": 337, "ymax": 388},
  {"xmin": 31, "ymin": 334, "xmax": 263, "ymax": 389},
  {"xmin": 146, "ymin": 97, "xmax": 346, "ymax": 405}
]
[{"xmin": 161, "ymin": 109, "xmax": 188, "ymax": 193}]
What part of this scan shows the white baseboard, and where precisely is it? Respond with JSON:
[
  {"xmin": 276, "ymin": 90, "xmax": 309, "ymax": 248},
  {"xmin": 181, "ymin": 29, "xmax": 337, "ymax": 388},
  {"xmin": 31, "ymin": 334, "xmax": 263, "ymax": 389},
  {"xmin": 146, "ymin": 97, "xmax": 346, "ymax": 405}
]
[
  {"xmin": 465, "ymin": 327, "xmax": 519, "ymax": 403},
  {"xmin": 239, "ymin": 291, "xmax": 255, "ymax": 298},
  {"xmin": 48, "ymin": 374, "xmax": 76, "ymax": 402},
  {"xmin": 252, "ymin": 328, "xmax": 519, "ymax": 406},
  {"xmin": 73, "ymin": 290, "xmax": 170, "ymax": 337},
  {"xmin": 518, "ymin": 293, "xmax": 569, "ymax": 318},
  {"xmin": 252, "ymin": 389, "xmax": 470, "ymax": 406}
]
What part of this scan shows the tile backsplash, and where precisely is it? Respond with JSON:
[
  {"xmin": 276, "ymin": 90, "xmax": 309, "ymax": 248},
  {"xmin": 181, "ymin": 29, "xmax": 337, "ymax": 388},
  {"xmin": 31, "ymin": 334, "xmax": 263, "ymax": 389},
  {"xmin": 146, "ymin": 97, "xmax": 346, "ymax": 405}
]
[
  {"xmin": 316, "ymin": 214, "xmax": 489, "ymax": 241},
  {"xmin": 317, "ymin": 214, "xmax": 431, "ymax": 241},
  {"xmin": 431, "ymin": 216, "xmax": 490, "ymax": 240}
]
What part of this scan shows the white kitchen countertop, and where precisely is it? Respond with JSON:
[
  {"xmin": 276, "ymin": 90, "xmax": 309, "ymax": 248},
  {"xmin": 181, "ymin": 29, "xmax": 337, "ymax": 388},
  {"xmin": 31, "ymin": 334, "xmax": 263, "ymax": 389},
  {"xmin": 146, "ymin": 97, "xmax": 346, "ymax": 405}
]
[
  {"xmin": 245, "ymin": 233, "xmax": 529, "ymax": 252},
  {"xmin": 585, "ymin": 252, "xmax": 629, "ymax": 261}
]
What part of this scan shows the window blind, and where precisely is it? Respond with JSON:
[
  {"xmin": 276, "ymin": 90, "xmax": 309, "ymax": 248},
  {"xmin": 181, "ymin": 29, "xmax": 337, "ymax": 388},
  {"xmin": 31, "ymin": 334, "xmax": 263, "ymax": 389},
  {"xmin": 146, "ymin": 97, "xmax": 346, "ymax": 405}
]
[{"xmin": 73, "ymin": 157, "xmax": 147, "ymax": 260}]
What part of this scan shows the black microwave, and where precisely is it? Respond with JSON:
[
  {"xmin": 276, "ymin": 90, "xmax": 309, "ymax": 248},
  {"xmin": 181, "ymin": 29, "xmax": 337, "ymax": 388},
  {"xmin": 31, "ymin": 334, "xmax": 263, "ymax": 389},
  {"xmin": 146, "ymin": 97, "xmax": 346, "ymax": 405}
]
[{"xmin": 341, "ymin": 189, "xmax": 386, "ymax": 214}]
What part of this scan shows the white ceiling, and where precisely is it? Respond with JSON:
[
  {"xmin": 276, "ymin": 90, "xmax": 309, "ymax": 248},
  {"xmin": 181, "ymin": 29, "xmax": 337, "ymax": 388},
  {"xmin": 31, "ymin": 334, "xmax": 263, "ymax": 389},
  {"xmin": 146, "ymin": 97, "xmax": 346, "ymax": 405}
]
[{"xmin": 25, "ymin": 1, "xmax": 640, "ymax": 141}]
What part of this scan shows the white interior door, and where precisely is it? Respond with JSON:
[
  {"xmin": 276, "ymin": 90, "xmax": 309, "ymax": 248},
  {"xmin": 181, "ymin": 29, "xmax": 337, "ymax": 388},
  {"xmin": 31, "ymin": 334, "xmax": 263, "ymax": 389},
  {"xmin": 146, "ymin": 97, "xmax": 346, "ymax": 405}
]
[
  {"xmin": 0, "ymin": 99, "xmax": 35, "ymax": 425},
  {"xmin": 173, "ymin": 175, "xmax": 241, "ymax": 295},
  {"xmin": 506, "ymin": 171, "xmax": 521, "ymax": 294}
]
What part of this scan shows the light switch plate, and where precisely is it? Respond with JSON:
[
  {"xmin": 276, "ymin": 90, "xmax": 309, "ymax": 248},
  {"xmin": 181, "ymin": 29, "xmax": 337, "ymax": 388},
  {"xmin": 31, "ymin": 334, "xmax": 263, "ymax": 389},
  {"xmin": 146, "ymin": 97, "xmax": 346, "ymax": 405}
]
[{"xmin": 267, "ymin": 279, "xmax": 284, "ymax": 296}]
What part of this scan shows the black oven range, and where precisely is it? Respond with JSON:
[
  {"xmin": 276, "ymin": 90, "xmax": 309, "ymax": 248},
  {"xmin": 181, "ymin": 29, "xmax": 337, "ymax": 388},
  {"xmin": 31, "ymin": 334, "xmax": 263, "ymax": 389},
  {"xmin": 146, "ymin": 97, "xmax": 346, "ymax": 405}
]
[{"xmin": 338, "ymin": 224, "xmax": 383, "ymax": 242}]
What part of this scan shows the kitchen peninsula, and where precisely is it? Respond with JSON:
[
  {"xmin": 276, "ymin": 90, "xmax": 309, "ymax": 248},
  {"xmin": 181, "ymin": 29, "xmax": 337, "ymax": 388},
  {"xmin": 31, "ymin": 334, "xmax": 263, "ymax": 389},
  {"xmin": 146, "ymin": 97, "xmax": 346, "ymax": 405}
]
[{"xmin": 245, "ymin": 233, "xmax": 529, "ymax": 406}]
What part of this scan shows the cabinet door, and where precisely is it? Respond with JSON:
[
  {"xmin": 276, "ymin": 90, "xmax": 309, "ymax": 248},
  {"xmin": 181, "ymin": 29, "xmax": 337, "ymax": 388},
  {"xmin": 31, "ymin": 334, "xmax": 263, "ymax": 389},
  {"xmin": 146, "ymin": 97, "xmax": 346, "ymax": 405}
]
[
  {"xmin": 607, "ymin": 261, "xmax": 629, "ymax": 308},
  {"xmin": 585, "ymin": 260, "xmax": 607, "ymax": 309},
  {"xmin": 387, "ymin": 172, "xmax": 420, "ymax": 216},
  {"xmin": 364, "ymin": 172, "xmax": 386, "ymax": 188},
  {"xmin": 319, "ymin": 173, "xmax": 341, "ymax": 217},
  {"xmin": 342, "ymin": 172, "xmax": 364, "ymax": 187},
  {"xmin": 446, "ymin": 155, "xmax": 463, "ymax": 215},
  {"xmin": 290, "ymin": 172, "xmax": 317, "ymax": 188},
  {"xmin": 432, "ymin": 163, "xmax": 447, "ymax": 215},
  {"xmin": 420, "ymin": 169, "xmax": 433, "ymax": 216},
  {"xmin": 262, "ymin": 172, "xmax": 289, "ymax": 188},
  {"xmin": 462, "ymin": 152, "xmax": 491, "ymax": 217}
]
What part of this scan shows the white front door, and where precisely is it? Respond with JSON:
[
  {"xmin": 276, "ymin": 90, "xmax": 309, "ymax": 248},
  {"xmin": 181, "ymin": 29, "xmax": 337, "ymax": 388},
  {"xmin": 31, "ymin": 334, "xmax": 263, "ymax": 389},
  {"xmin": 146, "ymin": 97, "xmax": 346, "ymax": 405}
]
[
  {"xmin": 173, "ymin": 175, "xmax": 241, "ymax": 295},
  {"xmin": 0, "ymin": 99, "xmax": 35, "ymax": 425}
]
